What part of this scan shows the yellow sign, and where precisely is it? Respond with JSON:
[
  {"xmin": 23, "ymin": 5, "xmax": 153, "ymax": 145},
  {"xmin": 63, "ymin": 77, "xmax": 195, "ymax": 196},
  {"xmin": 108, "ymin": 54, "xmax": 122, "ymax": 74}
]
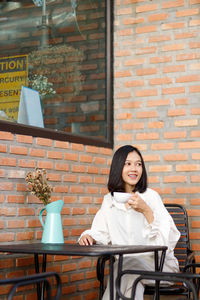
[{"xmin": 0, "ymin": 55, "xmax": 28, "ymax": 120}]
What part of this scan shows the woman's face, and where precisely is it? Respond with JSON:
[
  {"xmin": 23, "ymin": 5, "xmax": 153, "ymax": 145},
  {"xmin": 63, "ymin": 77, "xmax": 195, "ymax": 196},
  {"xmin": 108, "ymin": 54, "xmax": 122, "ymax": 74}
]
[{"xmin": 122, "ymin": 151, "xmax": 143, "ymax": 193}]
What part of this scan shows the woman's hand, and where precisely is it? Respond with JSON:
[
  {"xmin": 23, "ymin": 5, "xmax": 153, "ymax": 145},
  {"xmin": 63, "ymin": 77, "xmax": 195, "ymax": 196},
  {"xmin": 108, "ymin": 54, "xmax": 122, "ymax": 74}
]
[
  {"xmin": 128, "ymin": 193, "xmax": 154, "ymax": 223},
  {"xmin": 78, "ymin": 234, "xmax": 95, "ymax": 246}
]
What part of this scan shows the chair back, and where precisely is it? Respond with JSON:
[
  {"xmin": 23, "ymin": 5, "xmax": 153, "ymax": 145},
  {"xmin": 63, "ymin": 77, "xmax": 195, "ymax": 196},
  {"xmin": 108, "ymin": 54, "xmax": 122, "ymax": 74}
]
[{"xmin": 165, "ymin": 203, "xmax": 191, "ymax": 271}]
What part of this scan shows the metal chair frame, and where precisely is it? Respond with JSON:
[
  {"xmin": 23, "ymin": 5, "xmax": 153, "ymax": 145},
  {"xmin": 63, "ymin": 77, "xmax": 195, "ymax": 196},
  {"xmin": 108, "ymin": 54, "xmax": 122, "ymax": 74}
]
[
  {"xmin": 0, "ymin": 271, "xmax": 62, "ymax": 300},
  {"xmin": 116, "ymin": 269, "xmax": 200, "ymax": 300}
]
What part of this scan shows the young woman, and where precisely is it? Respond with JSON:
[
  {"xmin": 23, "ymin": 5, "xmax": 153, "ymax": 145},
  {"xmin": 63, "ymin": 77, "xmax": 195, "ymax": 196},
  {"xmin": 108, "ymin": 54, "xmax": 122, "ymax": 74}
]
[{"xmin": 78, "ymin": 145, "xmax": 180, "ymax": 299}]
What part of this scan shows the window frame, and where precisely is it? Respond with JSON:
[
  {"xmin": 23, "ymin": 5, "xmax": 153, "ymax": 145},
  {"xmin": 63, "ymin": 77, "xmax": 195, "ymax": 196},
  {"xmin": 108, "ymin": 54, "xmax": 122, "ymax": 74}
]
[{"xmin": 0, "ymin": 0, "xmax": 113, "ymax": 149}]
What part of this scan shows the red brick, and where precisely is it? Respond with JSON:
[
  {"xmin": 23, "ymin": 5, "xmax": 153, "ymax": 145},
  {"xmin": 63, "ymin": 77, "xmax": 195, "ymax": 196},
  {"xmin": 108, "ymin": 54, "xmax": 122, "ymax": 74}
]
[
  {"xmin": 192, "ymin": 153, "xmax": 200, "ymax": 160},
  {"xmin": 30, "ymin": 148, "xmax": 45, "ymax": 157},
  {"xmin": 176, "ymin": 8, "xmax": 199, "ymax": 17},
  {"xmin": 176, "ymin": 75, "xmax": 200, "ymax": 83},
  {"xmin": 86, "ymin": 146, "xmax": 99, "ymax": 154},
  {"xmin": 176, "ymin": 53, "xmax": 199, "ymax": 61},
  {"xmin": 72, "ymin": 165, "xmax": 86, "ymax": 173},
  {"xmin": 18, "ymin": 159, "xmax": 36, "ymax": 168},
  {"xmin": 125, "ymin": 80, "xmax": 144, "ymax": 87},
  {"xmin": 136, "ymin": 111, "xmax": 158, "ymax": 118},
  {"xmin": 164, "ymin": 131, "xmax": 186, "ymax": 139},
  {"xmin": 0, "ymin": 182, "xmax": 13, "ymax": 191},
  {"xmin": 176, "ymin": 164, "xmax": 199, "ymax": 171},
  {"xmin": 149, "ymin": 78, "xmax": 172, "ymax": 85},
  {"xmin": 0, "ymin": 233, "xmax": 15, "ymax": 242},
  {"xmin": 136, "ymin": 3, "xmax": 158, "ymax": 13},
  {"xmin": 7, "ymin": 195, "xmax": 25, "ymax": 203},
  {"xmin": 191, "ymin": 176, "xmax": 200, "ymax": 183},
  {"xmin": 123, "ymin": 123, "xmax": 144, "ymax": 130},
  {"xmin": 70, "ymin": 186, "xmax": 84, "ymax": 194},
  {"xmin": 0, "ymin": 157, "xmax": 16, "ymax": 166},
  {"xmin": 148, "ymin": 121, "xmax": 164, "ymax": 129},
  {"xmin": 190, "ymin": 85, "xmax": 200, "ymax": 93},
  {"xmin": 116, "ymin": 134, "xmax": 132, "ymax": 141},
  {"xmin": 135, "ymin": 46, "xmax": 157, "ymax": 55},
  {"xmin": 178, "ymin": 141, "xmax": 200, "ymax": 149},
  {"xmin": 147, "ymin": 99, "xmax": 170, "ymax": 106},
  {"xmin": 162, "ymin": 22, "xmax": 185, "ymax": 30},
  {"xmin": 176, "ymin": 187, "xmax": 200, "ymax": 194},
  {"xmin": 18, "ymin": 208, "xmax": 35, "ymax": 216},
  {"xmin": 164, "ymin": 153, "xmax": 188, "ymax": 161},
  {"xmin": 164, "ymin": 176, "xmax": 187, "ymax": 183},
  {"xmin": 150, "ymin": 56, "xmax": 172, "ymax": 63},
  {"xmin": 136, "ymin": 132, "xmax": 159, "ymax": 140},
  {"xmin": 162, "ymin": 65, "xmax": 185, "ymax": 73},
  {"xmin": 162, "ymin": 0, "xmax": 184, "ymax": 9},
  {"xmin": 136, "ymin": 68, "xmax": 157, "ymax": 76},
  {"xmin": 36, "ymin": 138, "xmax": 52, "ymax": 147},
  {"xmin": 55, "ymin": 163, "xmax": 69, "ymax": 171},
  {"xmin": 0, "ymin": 144, "xmax": 7, "ymax": 153},
  {"xmin": 16, "ymin": 135, "xmax": 33, "ymax": 144},
  {"xmin": 0, "ymin": 131, "xmax": 14, "ymax": 140},
  {"xmin": 115, "ymin": 70, "xmax": 132, "ymax": 77},
  {"xmin": 191, "ymin": 130, "xmax": 200, "ymax": 138},
  {"xmin": 191, "ymin": 107, "xmax": 200, "ymax": 115},
  {"xmin": 162, "ymin": 87, "xmax": 185, "ymax": 94},
  {"xmin": 80, "ymin": 155, "xmax": 93, "ymax": 163},
  {"xmin": 151, "ymin": 143, "xmax": 174, "ymax": 150},
  {"xmin": 122, "ymin": 101, "xmax": 142, "ymax": 108},
  {"xmin": 124, "ymin": 58, "xmax": 145, "ymax": 66},
  {"xmin": 116, "ymin": 28, "xmax": 133, "ymax": 36},
  {"xmin": 54, "ymin": 140, "xmax": 69, "ymax": 149},
  {"xmin": 47, "ymin": 151, "xmax": 63, "ymax": 159},
  {"xmin": 123, "ymin": 17, "xmax": 144, "ymax": 25},
  {"xmin": 174, "ymin": 98, "xmax": 188, "ymax": 105},
  {"xmin": 148, "ymin": 13, "xmax": 169, "ymax": 22},
  {"xmin": 149, "ymin": 165, "xmax": 172, "ymax": 172},
  {"xmin": 175, "ymin": 119, "xmax": 198, "ymax": 127},
  {"xmin": 136, "ymin": 25, "xmax": 157, "ymax": 34}
]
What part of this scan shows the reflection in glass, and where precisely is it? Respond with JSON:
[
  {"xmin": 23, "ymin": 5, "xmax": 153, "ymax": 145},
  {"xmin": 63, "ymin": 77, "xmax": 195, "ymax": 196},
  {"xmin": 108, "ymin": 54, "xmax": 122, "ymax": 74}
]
[{"xmin": 0, "ymin": 0, "xmax": 109, "ymax": 141}]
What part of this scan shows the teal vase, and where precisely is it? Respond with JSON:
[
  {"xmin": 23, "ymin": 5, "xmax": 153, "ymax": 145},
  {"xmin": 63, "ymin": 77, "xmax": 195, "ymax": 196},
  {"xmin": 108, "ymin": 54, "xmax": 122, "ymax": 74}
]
[{"xmin": 39, "ymin": 200, "xmax": 64, "ymax": 244}]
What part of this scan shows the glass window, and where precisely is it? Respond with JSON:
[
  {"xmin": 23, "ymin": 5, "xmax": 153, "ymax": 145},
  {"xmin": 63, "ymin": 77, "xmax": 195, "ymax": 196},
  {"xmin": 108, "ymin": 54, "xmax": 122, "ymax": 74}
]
[{"xmin": 0, "ymin": 0, "xmax": 113, "ymax": 148}]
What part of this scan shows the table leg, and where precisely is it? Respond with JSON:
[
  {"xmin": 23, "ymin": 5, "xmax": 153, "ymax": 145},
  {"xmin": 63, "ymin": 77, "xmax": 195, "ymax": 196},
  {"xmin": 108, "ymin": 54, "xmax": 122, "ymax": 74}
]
[
  {"xmin": 109, "ymin": 255, "xmax": 115, "ymax": 300},
  {"xmin": 116, "ymin": 254, "xmax": 123, "ymax": 300},
  {"xmin": 34, "ymin": 254, "xmax": 41, "ymax": 300},
  {"xmin": 41, "ymin": 254, "xmax": 47, "ymax": 300},
  {"xmin": 153, "ymin": 251, "xmax": 159, "ymax": 300},
  {"xmin": 153, "ymin": 249, "xmax": 166, "ymax": 300}
]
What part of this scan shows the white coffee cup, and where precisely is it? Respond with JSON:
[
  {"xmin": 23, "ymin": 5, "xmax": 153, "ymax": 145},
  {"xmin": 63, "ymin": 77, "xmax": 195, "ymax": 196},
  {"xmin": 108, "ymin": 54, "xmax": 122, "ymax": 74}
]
[{"xmin": 113, "ymin": 192, "xmax": 132, "ymax": 203}]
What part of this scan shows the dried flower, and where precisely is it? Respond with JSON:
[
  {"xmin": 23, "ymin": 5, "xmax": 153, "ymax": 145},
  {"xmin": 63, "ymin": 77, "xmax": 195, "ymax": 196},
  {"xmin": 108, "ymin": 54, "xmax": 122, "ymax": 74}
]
[{"xmin": 25, "ymin": 168, "xmax": 52, "ymax": 205}]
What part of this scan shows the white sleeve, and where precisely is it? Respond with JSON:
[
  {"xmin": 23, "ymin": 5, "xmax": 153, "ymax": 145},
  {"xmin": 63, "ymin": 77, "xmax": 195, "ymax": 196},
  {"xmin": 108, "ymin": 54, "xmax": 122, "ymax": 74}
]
[
  {"xmin": 78, "ymin": 197, "xmax": 111, "ymax": 245},
  {"xmin": 142, "ymin": 191, "xmax": 180, "ymax": 252}
]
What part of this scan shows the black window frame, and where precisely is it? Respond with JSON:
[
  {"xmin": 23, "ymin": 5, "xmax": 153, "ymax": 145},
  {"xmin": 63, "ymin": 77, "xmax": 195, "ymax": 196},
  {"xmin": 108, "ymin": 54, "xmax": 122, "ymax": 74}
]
[{"xmin": 0, "ymin": 0, "xmax": 113, "ymax": 149}]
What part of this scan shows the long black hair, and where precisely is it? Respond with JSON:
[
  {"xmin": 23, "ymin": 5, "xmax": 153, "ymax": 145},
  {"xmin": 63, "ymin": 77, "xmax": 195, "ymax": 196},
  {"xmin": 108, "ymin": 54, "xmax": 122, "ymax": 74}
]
[{"xmin": 107, "ymin": 145, "xmax": 148, "ymax": 194}]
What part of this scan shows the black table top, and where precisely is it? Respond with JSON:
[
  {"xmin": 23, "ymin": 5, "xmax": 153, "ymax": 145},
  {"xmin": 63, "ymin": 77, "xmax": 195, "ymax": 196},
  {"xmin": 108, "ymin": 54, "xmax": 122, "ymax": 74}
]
[{"xmin": 0, "ymin": 243, "xmax": 167, "ymax": 256}]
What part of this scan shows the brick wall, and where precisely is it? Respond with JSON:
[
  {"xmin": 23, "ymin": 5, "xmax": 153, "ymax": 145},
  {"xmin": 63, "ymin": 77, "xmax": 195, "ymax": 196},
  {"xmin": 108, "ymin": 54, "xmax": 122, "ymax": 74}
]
[
  {"xmin": 114, "ymin": 0, "xmax": 200, "ymax": 260},
  {"xmin": 0, "ymin": 131, "xmax": 112, "ymax": 299},
  {"xmin": 0, "ymin": 0, "xmax": 200, "ymax": 299}
]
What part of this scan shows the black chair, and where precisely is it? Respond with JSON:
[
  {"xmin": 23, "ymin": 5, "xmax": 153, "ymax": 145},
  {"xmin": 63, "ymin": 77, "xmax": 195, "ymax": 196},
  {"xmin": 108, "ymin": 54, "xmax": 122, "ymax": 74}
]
[
  {"xmin": 116, "ymin": 269, "xmax": 200, "ymax": 300},
  {"xmin": 96, "ymin": 203, "xmax": 196, "ymax": 299},
  {"xmin": 0, "ymin": 271, "xmax": 62, "ymax": 300},
  {"xmin": 145, "ymin": 203, "xmax": 195, "ymax": 298}
]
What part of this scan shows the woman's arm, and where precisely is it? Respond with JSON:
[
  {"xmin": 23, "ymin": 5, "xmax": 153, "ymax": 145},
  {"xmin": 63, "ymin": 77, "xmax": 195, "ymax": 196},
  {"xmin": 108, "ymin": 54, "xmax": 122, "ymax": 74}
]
[{"xmin": 78, "ymin": 195, "xmax": 111, "ymax": 245}]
